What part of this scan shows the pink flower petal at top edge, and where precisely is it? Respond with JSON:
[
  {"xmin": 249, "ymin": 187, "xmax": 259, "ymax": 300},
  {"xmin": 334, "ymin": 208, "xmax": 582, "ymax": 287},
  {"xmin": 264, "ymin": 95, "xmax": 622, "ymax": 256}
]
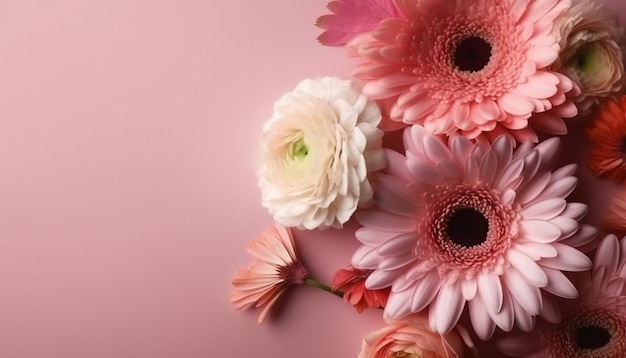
[
  {"xmin": 316, "ymin": 0, "xmax": 402, "ymax": 46},
  {"xmin": 352, "ymin": 125, "xmax": 595, "ymax": 339}
]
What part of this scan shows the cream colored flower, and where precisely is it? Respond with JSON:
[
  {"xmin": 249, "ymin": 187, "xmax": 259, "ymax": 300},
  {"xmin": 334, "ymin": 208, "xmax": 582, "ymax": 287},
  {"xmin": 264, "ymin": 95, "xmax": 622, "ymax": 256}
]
[
  {"xmin": 257, "ymin": 77, "xmax": 385, "ymax": 230},
  {"xmin": 552, "ymin": 0, "xmax": 626, "ymax": 117}
]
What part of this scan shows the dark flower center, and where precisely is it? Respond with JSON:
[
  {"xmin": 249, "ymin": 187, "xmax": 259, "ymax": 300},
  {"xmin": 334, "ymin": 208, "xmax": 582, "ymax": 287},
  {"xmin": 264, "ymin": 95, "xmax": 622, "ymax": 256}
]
[
  {"xmin": 446, "ymin": 208, "xmax": 489, "ymax": 247},
  {"xmin": 454, "ymin": 36, "xmax": 492, "ymax": 72},
  {"xmin": 576, "ymin": 326, "xmax": 611, "ymax": 349},
  {"xmin": 551, "ymin": 309, "xmax": 626, "ymax": 357}
]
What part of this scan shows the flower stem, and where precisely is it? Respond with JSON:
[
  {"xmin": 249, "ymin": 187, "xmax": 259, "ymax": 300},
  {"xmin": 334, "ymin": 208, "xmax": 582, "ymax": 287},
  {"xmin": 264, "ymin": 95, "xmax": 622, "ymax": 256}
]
[{"xmin": 305, "ymin": 278, "xmax": 344, "ymax": 298}]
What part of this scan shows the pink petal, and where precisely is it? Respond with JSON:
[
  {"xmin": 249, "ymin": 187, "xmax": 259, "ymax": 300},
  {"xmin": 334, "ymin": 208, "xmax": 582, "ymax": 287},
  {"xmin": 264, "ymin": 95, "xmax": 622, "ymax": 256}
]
[
  {"xmin": 366, "ymin": 268, "xmax": 400, "ymax": 289},
  {"xmin": 430, "ymin": 281, "xmax": 465, "ymax": 333},
  {"xmin": 594, "ymin": 234, "xmax": 620, "ymax": 275},
  {"xmin": 539, "ymin": 295, "xmax": 561, "ymax": 324},
  {"xmin": 374, "ymin": 175, "xmax": 419, "ymax": 216},
  {"xmin": 542, "ymin": 268, "xmax": 578, "ymax": 299},
  {"xmin": 377, "ymin": 232, "xmax": 419, "ymax": 256},
  {"xmin": 462, "ymin": 279, "xmax": 477, "ymax": 300},
  {"xmin": 356, "ymin": 227, "xmax": 400, "ymax": 245},
  {"xmin": 469, "ymin": 296, "xmax": 496, "ymax": 340},
  {"xmin": 506, "ymin": 249, "xmax": 548, "ymax": 287},
  {"xmin": 357, "ymin": 211, "xmax": 415, "ymax": 232},
  {"xmin": 519, "ymin": 198, "xmax": 566, "ymax": 220},
  {"xmin": 503, "ymin": 269, "xmax": 542, "ymax": 315},
  {"xmin": 410, "ymin": 271, "xmax": 441, "ymax": 312},
  {"xmin": 477, "ymin": 273, "xmax": 503, "ymax": 314},
  {"xmin": 513, "ymin": 242, "xmax": 557, "ymax": 260},
  {"xmin": 316, "ymin": 0, "xmax": 401, "ymax": 46},
  {"xmin": 479, "ymin": 149, "xmax": 499, "ymax": 184},
  {"xmin": 385, "ymin": 290, "xmax": 413, "ymax": 318},
  {"xmin": 488, "ymin": 290, "xmax": 514, "ymax": 331},
  {"xmin": 352, "ymin": 245, "xmax": 382, "ymax": 269},
  {"xmin": 498, "ymin": 93, "xmax": 534, "ymax": 116},
  {"xmin": 561, "ymin": 224, "xmax": 598, "ymax": 249},
  {"xmin": 539, "ymin": 243, "xmax": 592, "ymax": 272},
  {"xmin": 519, "ymin": 219, "xmax": 561, "ymax": 243}
]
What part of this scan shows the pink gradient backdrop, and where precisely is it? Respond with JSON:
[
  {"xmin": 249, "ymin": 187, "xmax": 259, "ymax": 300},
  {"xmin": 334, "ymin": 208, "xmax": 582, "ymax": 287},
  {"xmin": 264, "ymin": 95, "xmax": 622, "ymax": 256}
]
[{"xmin": 0, "ymin": 0, "xmax": 625, "ymax": 357}]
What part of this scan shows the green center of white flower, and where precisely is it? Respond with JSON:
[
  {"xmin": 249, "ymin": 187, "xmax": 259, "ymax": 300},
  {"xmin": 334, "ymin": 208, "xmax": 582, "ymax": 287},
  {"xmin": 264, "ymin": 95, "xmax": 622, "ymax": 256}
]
[
  {"xmin": 291, "ymin": 137, "xmax": 309, "ymax": 161},
  {"xmin": 571, "ymin": 43, "xmax": 601, "ymax": 74}
]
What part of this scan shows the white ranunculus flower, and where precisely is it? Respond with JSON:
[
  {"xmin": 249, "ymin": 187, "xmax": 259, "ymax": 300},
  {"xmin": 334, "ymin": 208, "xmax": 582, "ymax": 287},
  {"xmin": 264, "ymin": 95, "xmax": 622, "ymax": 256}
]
[
  {"xmin": 257, "ymin": 77, "xmax": 386, "ymax": 230},
  {"xmin": 552, "ymin": 0, "xmax": 626, "ymax": 117}
]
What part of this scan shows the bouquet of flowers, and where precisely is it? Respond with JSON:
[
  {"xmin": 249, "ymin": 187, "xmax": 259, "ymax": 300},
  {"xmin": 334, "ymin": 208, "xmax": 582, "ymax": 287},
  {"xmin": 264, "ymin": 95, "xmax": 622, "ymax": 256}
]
[{"xmin": 229, "ymin": 0, "xmax": 626, "ymax": 356}]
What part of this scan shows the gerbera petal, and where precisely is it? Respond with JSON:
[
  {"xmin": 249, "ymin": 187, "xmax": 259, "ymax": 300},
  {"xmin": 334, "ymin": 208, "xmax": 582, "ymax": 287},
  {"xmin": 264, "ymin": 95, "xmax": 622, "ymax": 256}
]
[
  {"xmin": 503, "ymin": 269, "xmax": 542, "ymax": 315},
  {"xmin": 506, "ymin": 249, "xmax": 548, "ymax": 287},
  {"xmin": 541, "ymin": 268, "xmax": 578, "ymax": 299},
  {"xmin": 498, "ymin": 93, "xmax": 534, "ymax": 116},
  {"xmin": 430, "ymin": 281, "xmax": 465, "ymax": 333},
  {"xmin": 469, "ymin": 296, "xmax": 496, "ymax": 340},
  {"xmin": 519, "ymin": 219, "xmax": 562, "ymax": 243},
  {"xmin": 519, "ymin": 198, "xmax": 566, "ymax": 220},
  {"xmin": 477, "ymin": 272, "xmax": 503, "ymax": 314},
  {"xmin": 540, "ymin": 243, "xmax": 592, "ymax": 272}
]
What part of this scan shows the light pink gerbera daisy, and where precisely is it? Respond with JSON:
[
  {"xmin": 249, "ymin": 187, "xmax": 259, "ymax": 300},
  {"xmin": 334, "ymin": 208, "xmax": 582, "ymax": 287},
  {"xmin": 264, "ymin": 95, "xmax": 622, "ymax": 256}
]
[
  {"xmin": 230, "ymin": 224, "xmax": 309, "ymax": 324},
  {"xmin": 499, "ymin": 234, "xmax": 626, "ymax": 357},
  {"xmin": 350, "ymin": 0, "xmax": 577, "ymax": 142},
  {"xmin": 352, "ymin": 125, "xmax": 597, "ymax": 339}
]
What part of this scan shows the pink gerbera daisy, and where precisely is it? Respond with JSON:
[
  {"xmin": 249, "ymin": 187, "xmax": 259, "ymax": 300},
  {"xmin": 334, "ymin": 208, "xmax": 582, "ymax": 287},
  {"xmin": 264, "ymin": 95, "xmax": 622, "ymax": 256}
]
[
  {"xmin": 352, "ymin": 125, "xmax": 597, "ymax": 339},
  {"xmin": 499, "ymin": 234, "xmax": 626, "ymax": 357},
  {"xmin": 350, "ymin": 0, "xmax": 577, "ymax": 142},
  {"xmin": 230, "ymin": 224, "xmax": 309, "ymax": 324}
]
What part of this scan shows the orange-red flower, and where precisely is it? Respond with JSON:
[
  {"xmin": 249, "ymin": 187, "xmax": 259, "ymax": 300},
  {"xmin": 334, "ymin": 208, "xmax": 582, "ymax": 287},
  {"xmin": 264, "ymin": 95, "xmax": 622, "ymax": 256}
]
[
  {"xmin": 587, "ymin": 95, "xmax": 626, "ymax": 183},
  {"xmin": 332, "ymin": 266, "xmax": 390, "ymax": 313}
]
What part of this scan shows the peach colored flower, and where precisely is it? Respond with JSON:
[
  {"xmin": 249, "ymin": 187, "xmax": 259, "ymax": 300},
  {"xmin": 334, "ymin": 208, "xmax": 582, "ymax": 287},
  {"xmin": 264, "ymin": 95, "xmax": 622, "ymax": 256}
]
[
  {"xmin": 552, "ymin": 0, "xmax": 626, "ymax": 118},
  {"xmin": 358, "ymin": 312, "xmax": 468, "ymax": 358},
  {"xmin": 587, "ymin": 95, "xmax": 626, "ymax": 183},
  {"xmin": 349, "ymin": 0, "xmax": 576, "ymax": 143},
  {"xmin": 257, "ymin": 77, "xmax": 386, "ymax": 230},
  {"xmin": 230, "ymin": 224, "xmax": 309, "ymax": 324},
  {"xmin": 332, "ymin": 266, "xmax": 390, "ymax": 313}
]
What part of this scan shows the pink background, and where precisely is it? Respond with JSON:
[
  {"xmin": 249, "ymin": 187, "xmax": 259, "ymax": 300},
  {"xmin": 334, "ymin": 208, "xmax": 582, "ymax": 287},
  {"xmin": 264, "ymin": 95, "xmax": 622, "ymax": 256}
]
[{"xmin": 1, "ymin": 0, "xmax": 625, "ymax": 357}]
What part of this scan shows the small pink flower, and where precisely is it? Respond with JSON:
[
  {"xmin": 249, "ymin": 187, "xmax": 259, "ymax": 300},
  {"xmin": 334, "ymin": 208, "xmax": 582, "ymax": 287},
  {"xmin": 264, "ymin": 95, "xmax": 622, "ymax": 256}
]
[
  {"xmin": 332, "ymin": 266, "xmax": 391, "ymax": 313},
  {"xmin": 499, "ymin": 234, "xmax": 626, "ymax": 357},
  {"xmin": 350, "ymin": 0, "xmax": 577, "ymax": 142},
  {"xmin": 358, "ymin": 312, "xmax": 469, "ymax": 358},
  {"xmin": 230, "ymin": 224, "xmax": 309, "ymax": 324}
]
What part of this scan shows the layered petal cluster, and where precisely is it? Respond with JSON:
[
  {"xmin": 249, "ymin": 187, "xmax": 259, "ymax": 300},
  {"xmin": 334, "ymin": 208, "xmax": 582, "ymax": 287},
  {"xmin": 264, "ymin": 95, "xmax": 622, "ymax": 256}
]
[
  {"xmin": 352, "ymin": 126, "xmax": 597, "ymax": 339},
  {"xmin": 230, "ymin": 224, "xmax": 309, "ymax": 324},
  {"xmin": 551, "ymin": 0, "xmax": 626, "ymax": 117},
  {"xmin": 349, "ymin": 0, "xmax": 576, "ymax": 142},
  {"xmin": 332, "ymin": 266, "xmax": 391, "ymax": 313},
  {"xmin": 258, "ymin": 77, "xmax": 386, "ymax": 230},
  {"xmin": 587, "ymin": 95, "xmax": 626, "ymax": 183},
  {"xmin": 358, "ymin": 312, "xmax": 468, "ymax": 358},
  {"xmin": 499, "ymin": 234, "xmax": 626, "ymax": 357}
]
